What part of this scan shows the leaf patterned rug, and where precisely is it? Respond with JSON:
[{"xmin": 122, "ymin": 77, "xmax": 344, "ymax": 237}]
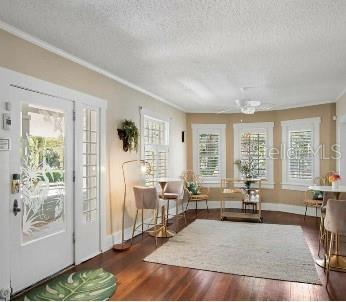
[{"xmin": 24, "ymin": 268, "xmax": 116, "ymax": 301}]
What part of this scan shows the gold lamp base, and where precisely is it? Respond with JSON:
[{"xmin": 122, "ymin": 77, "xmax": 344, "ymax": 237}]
[{"xmin": 112, "ymin": 242, "xmax": 131, "ymax": 251}]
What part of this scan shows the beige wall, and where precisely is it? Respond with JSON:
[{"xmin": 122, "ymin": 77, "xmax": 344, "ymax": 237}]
[
  {"xmin": 187, "ymin": 103, "xmax": 336, "ymax": 205},
  {"xmin": 0, "ymin": 29, "xmax": 187, "ymax": 234}
]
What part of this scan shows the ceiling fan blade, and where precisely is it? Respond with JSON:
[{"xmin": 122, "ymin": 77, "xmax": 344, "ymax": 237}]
[
  {"xmin": 258, "ymin": 103, "xmax": 275, "ymax": 110},
  {"xmin": 247, "ymin": 100, "xmax": 261, "ymax": 107},
  {"xmin": 216, "ymin": 107, "xmax": 238, "ymax": 114}
]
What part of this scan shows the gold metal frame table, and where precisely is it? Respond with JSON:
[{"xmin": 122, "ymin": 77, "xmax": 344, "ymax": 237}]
[{"xmin": 220, "ymin": 178, "xmax": 264, "ymax": 222}]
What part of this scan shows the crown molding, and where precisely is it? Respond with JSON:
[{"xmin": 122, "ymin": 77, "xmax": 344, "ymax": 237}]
[
  {"xmin": 0, "ymin": 20, "xmax": 185, "ymax": 112},
  {"xmin": 335, "ymin": 87, "xmax": 346, "ymax": 102}
]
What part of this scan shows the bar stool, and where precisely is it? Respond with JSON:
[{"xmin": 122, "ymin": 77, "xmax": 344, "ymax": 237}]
[
  {"xmin": 131, "ymin": 186, "xmax": 163, "ymax": 246},
  {"xmin": 324, "ymin": 199, "xmax": 346, "ymax": 286},
  {"xmin": 318, "ymin": 192, "xmax": 346, "ymax": 257},
  {"xmin": 160, "ymin": 180, "xmax": 186, "ymax": 232}
]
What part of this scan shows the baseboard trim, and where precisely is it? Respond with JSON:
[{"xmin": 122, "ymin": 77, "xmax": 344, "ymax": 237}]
[
  {"xmin": 187, "ymin": 200, "xmax": 320, "ymax": 217},
  {"xmin": 104, "ymin": 201, "xmax": 318, "ymax": 251},
  {"xmin": 105, "ymin": 207, "xmax": 180, "ymax": 250}
]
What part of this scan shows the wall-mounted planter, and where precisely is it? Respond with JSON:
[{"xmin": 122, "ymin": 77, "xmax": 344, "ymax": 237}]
[{"xmin": 117, "ymin": 119, "xmax": 139, "ymax": 152}]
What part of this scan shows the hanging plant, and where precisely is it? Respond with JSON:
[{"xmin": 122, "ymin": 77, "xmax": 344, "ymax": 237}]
[{"xmin": 117, "ymin": 119, "xmax": 139, "ymax": 152}]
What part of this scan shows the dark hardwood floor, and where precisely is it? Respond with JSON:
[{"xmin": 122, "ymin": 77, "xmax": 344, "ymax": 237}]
[{"xmin": 28, "ymin": 210, "xmax": 346, "ymax": 300}]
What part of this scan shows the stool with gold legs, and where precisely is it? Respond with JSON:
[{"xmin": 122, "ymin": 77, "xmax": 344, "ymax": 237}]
[{"xmin": 323, "ymin": 199, "xmax": 346, "ymax": 286}]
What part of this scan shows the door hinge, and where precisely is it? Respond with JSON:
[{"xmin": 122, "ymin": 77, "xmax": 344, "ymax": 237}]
[
  {"xmin": 72, "ymin": 110, "xmax": 76, "ymax": 121},
  {"xmin": 73, "ymin": 232, "xmax": 76, "ymax": 244},
  {"xmin": 73, "ymin": 170, "xmax": 76, "ymax": 182}
]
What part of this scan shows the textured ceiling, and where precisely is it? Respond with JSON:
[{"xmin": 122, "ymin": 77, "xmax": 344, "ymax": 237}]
[{"xmin": 0, "ymin": 0, "xmax": 346, "ymax": 113}]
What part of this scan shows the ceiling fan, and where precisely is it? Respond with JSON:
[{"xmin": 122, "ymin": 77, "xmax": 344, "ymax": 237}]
[{"xmin": 217, "ymin": 87, "xmax": 274, "ymax": 114}]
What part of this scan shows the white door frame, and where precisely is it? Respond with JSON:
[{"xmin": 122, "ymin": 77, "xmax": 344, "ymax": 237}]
[{"xmin": 0, "ymin": 67, "xmax": 108, "ymax": 296}]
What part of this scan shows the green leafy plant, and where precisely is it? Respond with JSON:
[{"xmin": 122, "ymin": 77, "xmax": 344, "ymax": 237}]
[
  {"xmin": 117, "ymin": 119, "xmax": 139, "ymax": 152},
  {"xmin": 187, "ymin": 181, "xmax": 200, "ymax": 195},
  {"xmin": 24, "ymin": 268, "xmax": 116, "ymax": 301}
]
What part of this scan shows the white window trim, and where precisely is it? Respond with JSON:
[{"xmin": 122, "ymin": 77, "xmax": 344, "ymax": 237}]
[
  {"xmin": 192, "ymin": 124, "xmax": 226, "ymax": 186},
  {"xmin": 281, "ymin": 117, "xmax": 321, "ymax": 191},
  {"xmin": 140, "ymin": 108, "xmax": 170, "ymax": 177},
  {"xmin": 233, "ymin": 122, "xmax": 274, "ymax": 189}
]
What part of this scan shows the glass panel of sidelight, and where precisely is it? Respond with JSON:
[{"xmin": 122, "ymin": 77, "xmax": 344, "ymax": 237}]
[
  {"xmin": 21, "ymin": 103, "xmax": 66, "ymax": 243},
  {"xmin": 82, "ymin": 108, "xmax": 99, "ymax": 224}
]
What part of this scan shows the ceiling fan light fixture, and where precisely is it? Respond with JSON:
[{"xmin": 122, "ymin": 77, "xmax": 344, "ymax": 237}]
[{"xmin": 240, "ymin": 106, "xmax": 256, "ymax": 114}]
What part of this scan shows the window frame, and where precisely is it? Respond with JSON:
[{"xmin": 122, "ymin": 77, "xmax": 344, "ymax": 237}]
[
  {"xmin": 192, "ymin": 124, "xmax": 226, "ymax": 185},
  {"xmin": 281, "ymin": 117, "xmax": 320, "ymax": 191},
  {"xmin": 233, "ymin": 122, "xmax": 274, "ymax": 189},
  {"xmin": 141, "ymin": 109, "xmax": 170, "ymax": 183}
]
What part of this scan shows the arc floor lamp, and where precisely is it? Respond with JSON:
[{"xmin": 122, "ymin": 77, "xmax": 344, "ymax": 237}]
[{"xmin": 112, "ymin": 159, "xmax": 150, "ymax": 251}]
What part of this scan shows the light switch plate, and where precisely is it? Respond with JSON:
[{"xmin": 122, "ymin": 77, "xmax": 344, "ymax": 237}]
[{"xmin": 2, "ymin": 113, "xmax": 11, "ymax": 130}]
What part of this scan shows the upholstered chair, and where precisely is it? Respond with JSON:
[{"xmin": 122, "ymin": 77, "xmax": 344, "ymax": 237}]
[
  {"xmin": 183, "ymin": 170, "xmax": 210, "ymax": 214},
  {"xmin": 132, "ymin": 186, "xmax": 163, "ymax": 246},
  {"xmin": 304, "ymin": 176, "xmax": 325, "ymax": 220},
  {"xmin": 160, "ymin": 180, "xmax": 186, "ymax": 232},
  {"xmin": 324, "ymin": 199, "xmax": 346, "ymax": 286}
]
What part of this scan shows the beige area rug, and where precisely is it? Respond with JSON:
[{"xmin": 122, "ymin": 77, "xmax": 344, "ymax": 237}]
[{"xmin": 144, "ymin": 219, "xmax": 321, "ymax": 284}]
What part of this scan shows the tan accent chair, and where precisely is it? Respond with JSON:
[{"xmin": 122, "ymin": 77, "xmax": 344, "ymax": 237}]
[
  {"xmin": 160, "ymin": 180, "xmax": 186, "ymax": 232},
  {"xmin": 303, "ymin": 176, "xmax": 325, "ymax": 220},
  {"xmin": 304, "ymin": 190, "xmax": 323, "ymax": 218},
  {"xmin": 324, "ymin": 199, "xmax": 346, "ymax": 286},
  {"xmin": 183, "ymin": 170, "xmax": 210, "ymax": 214},
  {"xmin": 185, "ymin": 187, "xmax": 210, "ymax": 213},
  {"xmin": 132, "ymin": 186, "xmax": 163, "ymax": 246}
]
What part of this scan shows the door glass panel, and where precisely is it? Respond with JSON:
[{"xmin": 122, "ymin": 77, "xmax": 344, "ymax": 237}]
[
  {"xmin": 82, "ymin": 108, "xmax": 98, "ymax": 224},
  {"xmin": 21, "ymin": 104, "xmax": 65, "ymax": 243}
]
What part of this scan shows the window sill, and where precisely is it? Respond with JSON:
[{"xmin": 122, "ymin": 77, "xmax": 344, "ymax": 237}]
[
  {"xmin": 281, "ymin": 184, "xmax": 310, "ymax": 191},
  {"xmin": 202, "ymin": 182, "xmax": 275, "ymax": 189},
  {"xmin": 234, "ymin": 183, "xmax": 274, "ymax": 190}
]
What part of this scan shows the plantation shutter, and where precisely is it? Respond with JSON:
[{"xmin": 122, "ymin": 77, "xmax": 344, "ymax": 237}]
[
  {"xmin": 240, "ymin": 132, "xmax": 266, "ymax": 178},
  {"xmin": 143, "ymin": 115, "xmax": 169, "ymax": 185},
  {"xmin": 288, "ymin": 130, "xmax": 313, "ymax": 180},
  {"xmin": 198, "ymin": 133, "xmax": 220, "ymax": 178}
]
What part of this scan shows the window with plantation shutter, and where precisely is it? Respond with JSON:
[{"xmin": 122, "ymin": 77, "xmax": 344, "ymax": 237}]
[
  {"xmin": 240, "ymin": 132, "xmax": 267, "ymax": 178},
  {"xmin": 288, "ymin": 130, "xmax": 313, "ymax": 180},
  {"xmin": 192, "ymin": 124, "xmax": 226, "ymax": 183},
  {"xmin": 234, "ymin": 122, "xmax": 274, "ymax": 188},
  {"xmin": 281, "ymin": 118, "xmax": 320, "ymax": 190},
  {"xmin": 199, "ymin": 133, "xmax": 220, "ymax": 177},
  {"xmin": 143, "ymin": 115, "xmax": 169, "ymax": 185}
]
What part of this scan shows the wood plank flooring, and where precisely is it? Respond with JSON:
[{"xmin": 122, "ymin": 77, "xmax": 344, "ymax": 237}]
[{"xmin": 23, "ymin": 209, "xmax": 346, "ymax": 300}]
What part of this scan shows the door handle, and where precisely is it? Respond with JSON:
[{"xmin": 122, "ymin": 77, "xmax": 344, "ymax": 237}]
[{"xmin": 13, "ymin": 199, "xmax": 21, "ymax": 216}]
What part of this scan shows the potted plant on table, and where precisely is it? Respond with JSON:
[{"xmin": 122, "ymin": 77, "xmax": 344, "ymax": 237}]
[
  {"xmin": 234, "ymin": 159, "xmax": 256, "ymax": 191},
  {"xmin": 329, "ymin": 173, "xmax": 341, "ymax": 190}
]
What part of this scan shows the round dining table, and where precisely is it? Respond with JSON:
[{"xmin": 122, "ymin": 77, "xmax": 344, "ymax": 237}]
[{"xmin": 308, "ymin": 185, "xmax": 346, "ymax": 272}]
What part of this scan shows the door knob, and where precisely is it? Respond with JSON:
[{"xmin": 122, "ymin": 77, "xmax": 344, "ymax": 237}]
[{"xmin": 13, "ymin": 199, "xmax": 21, "ymax": 216}]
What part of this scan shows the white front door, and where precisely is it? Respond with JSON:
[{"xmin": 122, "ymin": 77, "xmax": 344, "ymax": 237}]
[{"xmin": 9, "ymin": 87, "xmax": 74, "ymax": 293}]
